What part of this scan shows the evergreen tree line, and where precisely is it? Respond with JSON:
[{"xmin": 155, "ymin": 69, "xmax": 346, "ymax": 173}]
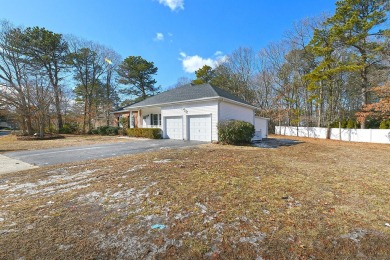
[{"xmin": 189, "ymin": 0, "xmax": 390, "ymax": 130}]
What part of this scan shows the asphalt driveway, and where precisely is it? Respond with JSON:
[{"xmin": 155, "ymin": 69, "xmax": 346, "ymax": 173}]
[{"xmin": 1, "ymin": 139, "xmax": 204, "ymax": 173}]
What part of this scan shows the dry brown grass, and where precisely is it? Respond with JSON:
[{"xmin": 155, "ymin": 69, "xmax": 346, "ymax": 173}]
[
  {"xmin": 0, "ymin": 134, "xmax": 135, "ymax": 153},
  {"xmin": 0, "ymin": 136, "xmax": 389, "ymax": 259}
]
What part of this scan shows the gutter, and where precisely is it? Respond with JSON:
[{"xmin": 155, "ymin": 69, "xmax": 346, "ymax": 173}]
[
  {"xmin": 123, "ymin": 97, "xmax": 257, "ymax": 111},
  {"xmin": 124, "ymin": 97, "xmax": 220, "ymax": 109}
]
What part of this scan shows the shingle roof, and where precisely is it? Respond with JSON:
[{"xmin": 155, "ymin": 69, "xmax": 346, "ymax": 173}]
[{"xmin": 126, "ymin": 83, "xmax": 255, "ymax": 108}]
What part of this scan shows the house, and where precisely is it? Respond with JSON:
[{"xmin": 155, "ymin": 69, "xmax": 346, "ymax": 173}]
[{"xmin": 112, "ymin": 83, "xmax": 269, "ymax": 142}]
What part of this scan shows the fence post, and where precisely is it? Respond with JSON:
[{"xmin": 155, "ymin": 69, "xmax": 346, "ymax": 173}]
[
  {"xmin": 339, "ymin": 122, "xmax": 341, "ymax": 141},
  {"xmin": 370, "ymin": 129, "xmax": 372, "ymax": 142}
]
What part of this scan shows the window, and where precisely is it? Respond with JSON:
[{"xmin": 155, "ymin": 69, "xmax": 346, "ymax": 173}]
[{"xmin": 150, "ymin": 114, "xmax": 161, "ymax": 126}]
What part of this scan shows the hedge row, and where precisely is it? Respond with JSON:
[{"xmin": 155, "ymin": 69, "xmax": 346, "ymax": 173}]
[
  {"xmin": 126, "ymin": 128, "xmax": 162, "ymax": 139},
  {"xmin": 91, "ymin": 126, "xmax": 119, "ymax": 136}
]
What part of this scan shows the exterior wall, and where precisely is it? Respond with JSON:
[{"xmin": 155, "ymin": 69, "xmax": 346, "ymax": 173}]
[
  {"xmin": 275, "ymin": 126, "xmax": 390, "ymax": 144},
  {"xmin": 219, "ymin": 101, "xmax": 254, "ymax": 124},
  {"xmin": 161, "ymin": 100, "xmax": 219, "ymax": 141},
  {"xmin": 140, "ymin": 107, "xmax": 161, "ymax": 127},
  {"xmin": 0, "ymin": 121, "xmax": 12, "ymax": 128},
  {"xmin": 112, "ymin": 111, "xmax": 130, "ymax": 127},
  {"xmin": 254, "ymin": 117, "xmax": 269, "ymax": 138}
]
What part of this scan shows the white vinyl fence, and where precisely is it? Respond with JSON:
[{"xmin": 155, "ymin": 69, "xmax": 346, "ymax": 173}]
[{"xmin": 275, "ymin": 126, "xmax": 390, "ymax": 144}]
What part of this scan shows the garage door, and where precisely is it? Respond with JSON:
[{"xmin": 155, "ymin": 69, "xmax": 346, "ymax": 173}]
[
  {"xmin": 189, "ymin": 115, "xmax": 211, "ymax": 141},
  {"xmin": 165, "ymin": 117, "xmax": 183, "ymax": 140}
]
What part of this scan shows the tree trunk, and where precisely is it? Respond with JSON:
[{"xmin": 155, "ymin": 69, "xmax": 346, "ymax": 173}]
[
  {"xmin": 82, "ymin": 96, "xmax": 88, "ymax": 134},
  {"xmin": 53, "ymin": 85, "xmax": 63, "ymax": 130},
  {"xmin": 360, "ymin": 84, "xmax": 367, "ymax": 129},
  {"xmin": 26, "ymin": 114, "xmax": 34, "ymax": 135},
  {"xmin": 360, "ymin": 53, "xmax": 369, "ymax": 129},
  {"xmin": 39, "ymin": 117, "xmax": 45, "ymax": 138}
]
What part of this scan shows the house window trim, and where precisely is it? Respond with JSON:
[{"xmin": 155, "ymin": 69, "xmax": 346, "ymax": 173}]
[{"xmin": 150, "ymin": 113, "xmax": 161, "ymax": 126}]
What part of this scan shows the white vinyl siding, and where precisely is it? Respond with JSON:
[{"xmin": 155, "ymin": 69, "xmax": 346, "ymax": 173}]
[
  {"xmin": 219, "ymin": 101, "xmax": 254, "ymax": 124},
  {"xmin": 255, "ymin": 117, "xmax": 269, "ymax": 138},
  {"xmin": 141, "ymin": 107, "xmax": 161, "ymax": 126},
  {"xmin": 161, "ymin": 100, "xmax": 218, "ymax": 141}
]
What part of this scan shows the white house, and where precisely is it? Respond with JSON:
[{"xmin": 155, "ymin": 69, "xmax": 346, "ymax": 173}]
[{"xmin": 113, "ymin": 83, "xmax": 269, "ymax": 142}]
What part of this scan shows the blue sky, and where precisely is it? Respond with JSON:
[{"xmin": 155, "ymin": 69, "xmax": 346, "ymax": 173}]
[{"xmin": 1, "ymin": 0, "xmax": 337, "ymax": 90}]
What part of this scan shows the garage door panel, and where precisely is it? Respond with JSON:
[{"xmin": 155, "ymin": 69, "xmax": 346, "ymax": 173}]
[
  {"xmin": 189, "ymin": 115, "xmax": 211, "ymax": 142},
  {"xmin": 165, "ymin": 117, "xmax": 183, "ymax": 140}
]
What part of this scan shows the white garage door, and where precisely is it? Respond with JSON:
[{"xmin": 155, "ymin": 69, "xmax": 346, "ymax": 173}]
[
  {"xmin": 165, "ymin": 117, "xmax": 183, "ymax": 140},
  {"xmin": 189, "ymin": 115, "xmax": 211, "ymax": 141}
]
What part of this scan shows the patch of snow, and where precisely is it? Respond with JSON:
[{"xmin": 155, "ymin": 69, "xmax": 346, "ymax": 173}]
[
  {"xmin": 195, "ymin": 202, "xmax": 207, "ymax": 213},
  {"xmin": 340, "ymin": 229, "xmax": 369, "ymax": 243},
  {"xmin": 111, "ymin": 189, "xmax": 135, "ymax": 199},
  {"xmin": 153, "ymin": 159, "xmax": 171, "ymax": 163},
  {"xmin": 2, "ymin": 170, "xmax": 96, "ymax": 197},
  {"xmin": 58, "ymin": 244, "xmax": 72, "ymax": 250},
  {"xmin": 213, "ymin": 222, "xmax": 225, "ymax": 233},
  {"xmin": 239, "ymin": 232, "xmax": 266, "ymax": 245},
  {"xmin": 125, "ymin": 165, "xmax": 146, "ymax": 173},
  {"xmin": 0, "ymin": 229, "xmax": 18, "ymax": 234}
]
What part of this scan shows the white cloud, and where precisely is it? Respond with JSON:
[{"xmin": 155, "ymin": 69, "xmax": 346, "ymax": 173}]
[
  {"xmin": 179, "ymin": 52, "xmax": 227, "ymax": 73},
  {"xmin": 154, "ymin": 32, "xmax": 164, "ymax": 41},
  {"xmin": 214, "ymin": 51, "xmax": 223, "ymax": 56},
  {"xmin": 158, "ymin": 0, "xmax": 184, "ymax": 11}
]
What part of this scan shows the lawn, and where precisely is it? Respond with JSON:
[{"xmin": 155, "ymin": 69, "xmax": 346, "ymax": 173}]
[
  {"xmin": 0, "ymin": 134, "xmax": 135, "ymax": 153},
  {"xmin": 0, "ymin": 136, "xmax": 389, "ymax": 258}
]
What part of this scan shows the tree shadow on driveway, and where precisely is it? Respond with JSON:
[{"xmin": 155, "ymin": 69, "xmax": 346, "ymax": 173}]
[{"xmin": 252, "ymin": 138, "xmax": 304, "ymax": 148}]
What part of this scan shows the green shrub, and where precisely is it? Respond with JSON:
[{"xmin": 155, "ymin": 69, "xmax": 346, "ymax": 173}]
[
  {"xmin": 126, "ymin": 128, "xmax": 162, "ymax": 139},
  {"xmin": 106, "ymin": 126, "xmax": 119, "ymax": 135},
  {"xmin": 97, "ymin": 126, "xmax": 109, "ymax": 135},
  {"xmin": 45, "ymin": 125, "xmax": 57, "ymax": 133},
  {"xmin": 90, "ymin": 129, "xmax": 99, "ymax": 135},
  {"xmin": 365, "ymin": 117, "xmax": 381, "ymax": 129},
  {"xmin": 59, "ymin": 122, "xmax": 79, "ymax": 134},
  {"xmin": 330, "ymin": 119, "xmax": 358, "ymax": 129},
  {"xmin": 119, "ymin": 117, "xmax": 129, "ymax": 130},
  {"xmin": 379, "ymin": 119, "xmax": 390, "ymax": 129},
  {"xmin": 346, "ymin": 119, "xmax": 357, "ymax": 129},
  {"xmin": 92, "ymin": 126, "xmax": 119, "ymax": 135},
  {"xmin": 217, "ymin": 120, "xmax": 255, "ymax": 145}
]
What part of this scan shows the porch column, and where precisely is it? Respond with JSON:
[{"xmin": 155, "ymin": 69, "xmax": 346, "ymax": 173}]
[
  {"xmin": 138, "ymin": 110, "xmax": 142, "ymax": 127},
  {"xmin": 130, "ymin": 111, "xmax": 134, "ymax": 128}
]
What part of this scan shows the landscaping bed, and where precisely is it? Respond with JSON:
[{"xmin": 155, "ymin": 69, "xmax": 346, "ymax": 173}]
[{"xmin": 16, "ymin": 133, "xmax": 65, "ymax": 141}]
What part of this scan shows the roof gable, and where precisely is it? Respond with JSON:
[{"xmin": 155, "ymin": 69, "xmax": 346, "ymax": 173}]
[{"xmin": 126, "ymin": 83, "xmax": 254, "ymax": 108}]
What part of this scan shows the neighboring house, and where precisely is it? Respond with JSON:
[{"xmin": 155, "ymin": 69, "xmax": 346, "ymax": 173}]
[
  {"xmin": 0, "ymin": 121, "xmax": 15, "ymax": 129},
  {"xmin": 112, "ymin": 83, "xmax": 269, "ymax": 142}
]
